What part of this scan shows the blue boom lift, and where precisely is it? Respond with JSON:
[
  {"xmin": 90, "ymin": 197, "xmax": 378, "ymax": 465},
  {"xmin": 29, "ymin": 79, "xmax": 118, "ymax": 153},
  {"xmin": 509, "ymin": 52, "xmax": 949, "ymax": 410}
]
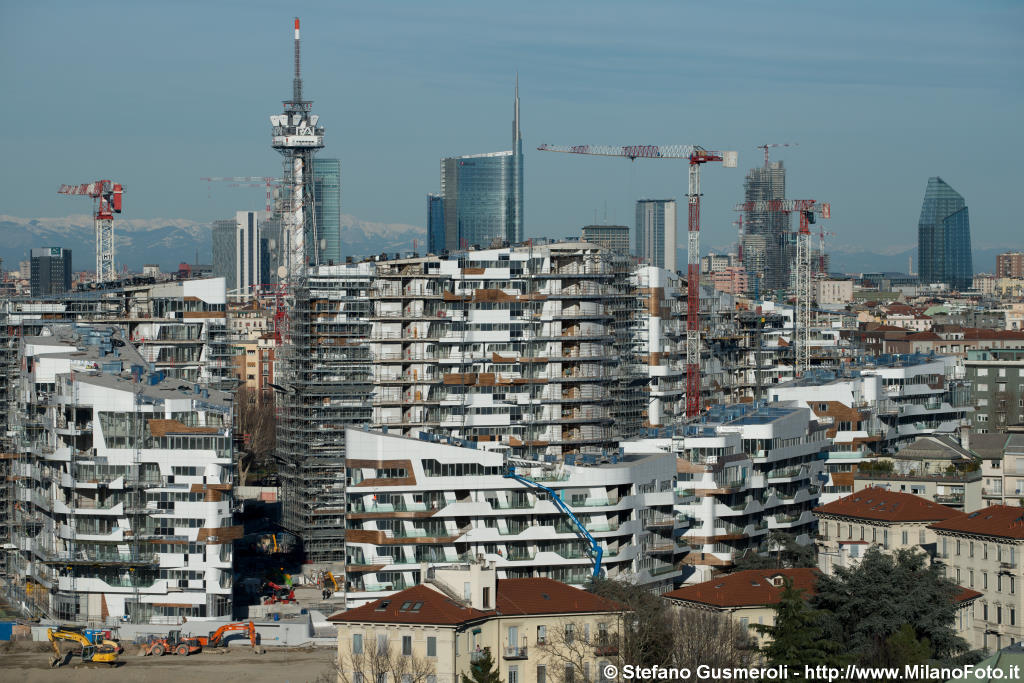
[{"xmin": 503, "ymin": 464, "xmax": 604, "ymax": 578}]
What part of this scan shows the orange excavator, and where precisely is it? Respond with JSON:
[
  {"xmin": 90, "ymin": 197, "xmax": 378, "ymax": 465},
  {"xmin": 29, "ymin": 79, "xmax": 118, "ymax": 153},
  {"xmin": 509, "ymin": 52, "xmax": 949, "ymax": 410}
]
[{"xmin": 191, "ymin": 620, "xmax": 258, "ymax": 650}]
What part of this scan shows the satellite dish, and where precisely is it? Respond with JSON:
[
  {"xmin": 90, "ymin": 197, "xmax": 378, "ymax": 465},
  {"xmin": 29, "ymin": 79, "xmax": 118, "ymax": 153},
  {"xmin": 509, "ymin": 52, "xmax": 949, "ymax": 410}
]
[
  {"xmin": 309, "ymin": 115, "xmax": 319, "ymax": 126},
  {"xmin": 269, "ymin": 115, "xmax": 277, "ymax": 125},
  {"xmin": 277, "ymin": 266, "xmax": 287, "ymax": 279}
]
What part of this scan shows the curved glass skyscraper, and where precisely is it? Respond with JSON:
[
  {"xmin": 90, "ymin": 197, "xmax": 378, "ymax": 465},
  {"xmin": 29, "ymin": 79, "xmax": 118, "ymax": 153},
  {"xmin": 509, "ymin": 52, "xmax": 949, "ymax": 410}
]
[{"xmin": 918, "ymin": 177, "xmax": 973, "ymax": 291}]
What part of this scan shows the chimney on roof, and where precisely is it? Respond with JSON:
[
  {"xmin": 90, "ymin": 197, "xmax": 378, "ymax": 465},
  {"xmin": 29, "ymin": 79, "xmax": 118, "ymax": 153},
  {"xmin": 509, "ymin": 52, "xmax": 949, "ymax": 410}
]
[{"xmin": 960, "ymin": 424, "xmax": 971, "ymax": 452}]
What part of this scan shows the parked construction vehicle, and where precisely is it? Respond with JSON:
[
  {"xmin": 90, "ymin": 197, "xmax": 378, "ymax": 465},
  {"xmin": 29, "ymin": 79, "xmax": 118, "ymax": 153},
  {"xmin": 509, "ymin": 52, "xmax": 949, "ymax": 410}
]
[
  {"xmin": 191, "ymin": 620, "xmax": 258, "ymax": 650},
  {"xmin": 263, "ymin": 580, "xmax": 296, "ymax": 604},
  {"xmin": 141, "ymin": 630, "xmax": 202, "ymax": 657},
  {"xmin": 47, "ymin": 627, "xmax": 119, "ymax": 668}
]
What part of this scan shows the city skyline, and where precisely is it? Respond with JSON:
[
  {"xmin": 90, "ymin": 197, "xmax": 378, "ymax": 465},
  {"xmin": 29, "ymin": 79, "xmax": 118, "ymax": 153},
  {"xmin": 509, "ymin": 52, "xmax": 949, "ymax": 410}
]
[{"xmin": 1, "ymin": 2, "xmax": 1022, "ymax": 256}]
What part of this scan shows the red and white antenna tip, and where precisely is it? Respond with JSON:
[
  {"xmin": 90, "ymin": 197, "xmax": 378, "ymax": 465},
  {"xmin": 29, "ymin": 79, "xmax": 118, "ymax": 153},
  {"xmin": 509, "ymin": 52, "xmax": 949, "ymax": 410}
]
[{"xmin": 294, "ymin": 17, "xmax": 300, "ymax": 38}]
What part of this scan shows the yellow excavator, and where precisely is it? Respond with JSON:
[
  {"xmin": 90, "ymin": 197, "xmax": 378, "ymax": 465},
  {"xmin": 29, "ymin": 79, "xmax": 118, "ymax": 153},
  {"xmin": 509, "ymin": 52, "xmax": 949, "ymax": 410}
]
[{"xmin": 47, "ymin": 627, "xmax": 119, "ymax": 668}]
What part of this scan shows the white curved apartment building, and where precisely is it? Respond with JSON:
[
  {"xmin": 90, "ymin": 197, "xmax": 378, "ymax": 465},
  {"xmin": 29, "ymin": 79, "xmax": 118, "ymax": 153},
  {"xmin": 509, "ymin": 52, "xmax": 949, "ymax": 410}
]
[
  {"xmin": 342, "ymin": 428, "xmax": 684, "ymax": 607},
  {"xmin": 9, "ymin": 325, "xmax": 236, "ymax": 624}
]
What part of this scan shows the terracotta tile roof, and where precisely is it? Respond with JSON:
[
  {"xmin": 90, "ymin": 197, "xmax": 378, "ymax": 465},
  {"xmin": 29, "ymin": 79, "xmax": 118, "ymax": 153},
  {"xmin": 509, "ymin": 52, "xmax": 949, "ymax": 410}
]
[
  {"xmin": 814, "ymin": 487, "xmax": 962, "ymax": 523},
  {"xmin": 663, "ymin": 568, "xmax": 819, "ymax": 608},
  {"xmin": 495, "ymin": 578, "xmax": 626, "ymax": 616},
  {"xmin": 955, "ymin": 587, "xmax": 983, "ymax": 605},
  {"xmin": 327, "ymin": 584, "xmax": 491, "ymax": 625},
  {"xmin": 929, "ymin": 505, "xmax": 1024, "ymax": 540}
]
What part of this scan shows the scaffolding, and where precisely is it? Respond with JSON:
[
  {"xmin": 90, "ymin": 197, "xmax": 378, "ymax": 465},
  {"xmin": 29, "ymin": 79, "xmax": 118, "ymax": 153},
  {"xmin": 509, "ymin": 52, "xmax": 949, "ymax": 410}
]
[{"xmin": 277, "ymin": 269, "xmax": 373, "ymax": 565}]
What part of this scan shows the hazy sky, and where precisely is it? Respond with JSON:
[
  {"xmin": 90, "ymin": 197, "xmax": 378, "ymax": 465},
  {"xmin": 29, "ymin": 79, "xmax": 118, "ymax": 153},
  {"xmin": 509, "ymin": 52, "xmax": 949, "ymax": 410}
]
[{"xmin": 1, "ymin": 0, "xmax": 1022, "ymax": 254}]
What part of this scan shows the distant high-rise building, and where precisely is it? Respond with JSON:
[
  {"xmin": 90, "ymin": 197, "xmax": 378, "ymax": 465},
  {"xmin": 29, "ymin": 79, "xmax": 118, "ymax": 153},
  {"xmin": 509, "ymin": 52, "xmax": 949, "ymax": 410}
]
[
  {"xmin": 437, "ymin": 81, "xmax": 523, "ymax": 251},
  {"xmin": 996, "ymin": 251, "xmax": 1024, "ymax": 279},
  {"xmin": 918, "ymin": 177, "xmax": 973, "ymax": 291},
  {"xmin": 235, "ymin": 211, "xmax": 263, "ymax": 295},
  {"xmin": 635, "ymin": 199, "xmax": 677, "ymax": 271},
  {"xmin": 581, "ymin": 225, "xmax": 630, "ymax": 256},
  {"xmin": 211, "ymin": 219, "xmax": 237, "ymax": 287},
  {"xmin": 427, "ymin": 193, "xmax": 445, "ymax": 254},
  {"xmin": 313, "ymin": 158, "xmax": 342, "ymax": 265},
  {"xmin": 742, "ymin": 161, "xmax": 790, "ymax": 290},
  {"xmin": 30, "ymin": 247, "xmax": 72, "ymax": 296}
]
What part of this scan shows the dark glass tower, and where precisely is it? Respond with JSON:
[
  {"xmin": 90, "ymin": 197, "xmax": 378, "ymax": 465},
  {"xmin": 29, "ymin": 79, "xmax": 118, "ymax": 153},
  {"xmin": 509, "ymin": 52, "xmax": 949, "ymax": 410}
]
[
  {"xmin": 918, "ymin": 177, "xmax": 973, "ymax": 290},
  {"xmin": 427, "ymin": 193, "xmax": 444, "ymax": 253},
  {"xmin": 313, "ymin": 158, "xmax": 342, "ymax": 265}
]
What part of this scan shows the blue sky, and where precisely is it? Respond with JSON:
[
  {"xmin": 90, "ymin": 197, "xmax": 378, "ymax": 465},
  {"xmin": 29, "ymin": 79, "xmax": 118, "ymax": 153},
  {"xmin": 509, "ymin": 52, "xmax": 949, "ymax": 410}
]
[{"xmin": 1, "ymin": 0, "xmax": 1021, "ymax": 255}]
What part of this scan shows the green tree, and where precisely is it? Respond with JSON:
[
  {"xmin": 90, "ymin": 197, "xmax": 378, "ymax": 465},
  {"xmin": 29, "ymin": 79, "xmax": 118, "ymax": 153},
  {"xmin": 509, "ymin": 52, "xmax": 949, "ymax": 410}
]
[
  {"xmin": 754, "ymin": 579, "xmax": 843, "ymax": 667},
  {"xmin": 884, "ymin": 624, "xmax": 932, "ymax": 667},
  {"xmin": 812, "ymin": 547, "xmax": 978, "ymax": 665},
  {"xmin": 461, "ymin": 647, "xmax": 501, "ymax": 683},
  {"xmin": 733, "ymin": 532, "xmax": 816, "ymax": 571}
]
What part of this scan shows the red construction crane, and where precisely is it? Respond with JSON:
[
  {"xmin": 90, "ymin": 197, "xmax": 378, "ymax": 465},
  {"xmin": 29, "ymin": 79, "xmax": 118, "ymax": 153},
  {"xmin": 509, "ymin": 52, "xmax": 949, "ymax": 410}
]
[
  {"xmin": 200, "ymin": 177, "xmax": 282, "ymax": 213},
  {"xmin": 733, "ymin": 199, "xmax": 831, "ymax": 376},
  {"xmin": 537, "ymin": 144, "xmax": 737, "ymax": 417},
  {"xmin": 755, "ymin": 142, "xmax": 798, "ymax": 167},
  {"xmin": 58, "ymin": 180, "xmax": 124, "ymax": 283}
]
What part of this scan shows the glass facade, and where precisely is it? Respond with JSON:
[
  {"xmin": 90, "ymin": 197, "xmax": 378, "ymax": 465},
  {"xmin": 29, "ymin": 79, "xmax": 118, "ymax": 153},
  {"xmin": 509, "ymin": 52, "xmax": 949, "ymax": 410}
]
[
  {"xmin": 635, "ymin": 199, "xmax": 677, "ymax": 271},
  {"xmin": 918, "ymin": 177, "xmax": 973, "ymax": 290},
  {"xmin": 211, "ymin": 219, "xmax": 236, "ymax": 287},
  {"xmin": 427, "ymin": 193, "xmax": 445, "ymax": 254},
  {"xmin": 313, "ymin": 158, "xmax": 342, "ymax": 265},
  {"xmin": 441, "ymin": 151, "xmax": 517, "ymax": 251}
]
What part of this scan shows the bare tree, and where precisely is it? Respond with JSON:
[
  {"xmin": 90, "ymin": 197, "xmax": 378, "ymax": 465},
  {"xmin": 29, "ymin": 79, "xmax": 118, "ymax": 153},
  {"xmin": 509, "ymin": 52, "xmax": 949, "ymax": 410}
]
[
  {"xmin": 336, "ymin": 638, "xmax": 436, "ymax": 683},
  {"xmin": 539, "ymin": 617, "xmax": 624, "ymax": 683},
  {"xmin": 668, "ymin": 607, "xmax": 756, "ymax": 674},
  {"xmin": 234, "ymin": 385, "xmax": 276, "ymax": 486}
]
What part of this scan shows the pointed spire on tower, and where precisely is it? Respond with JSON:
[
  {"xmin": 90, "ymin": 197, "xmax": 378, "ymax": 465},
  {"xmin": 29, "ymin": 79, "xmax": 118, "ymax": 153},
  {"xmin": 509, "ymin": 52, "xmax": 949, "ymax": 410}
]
[{"xmin": 513, "ymin": 72, "xmax": 521, "ymax": 146}]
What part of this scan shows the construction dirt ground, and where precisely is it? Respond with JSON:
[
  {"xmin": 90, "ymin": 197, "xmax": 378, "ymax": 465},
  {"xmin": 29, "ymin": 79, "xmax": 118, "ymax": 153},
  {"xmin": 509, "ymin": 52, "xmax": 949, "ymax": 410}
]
[{"xmin": 0, "ymin": 641, "xmax": 338, "ymax": 683}]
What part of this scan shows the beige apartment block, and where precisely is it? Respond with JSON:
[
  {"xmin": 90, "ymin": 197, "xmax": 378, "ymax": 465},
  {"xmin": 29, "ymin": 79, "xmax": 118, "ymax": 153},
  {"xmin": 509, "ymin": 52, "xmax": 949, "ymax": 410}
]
[
  {"xmin": 813, "ymin": 487, "xmax": 961, "ymax": 575},
  {"xmin": 931, "ymin": 506, "xmax": 1024, "ymax": 652},
  {"xmin": 329, "ymin": 563, "xmax": 627, "ymax": 683}
]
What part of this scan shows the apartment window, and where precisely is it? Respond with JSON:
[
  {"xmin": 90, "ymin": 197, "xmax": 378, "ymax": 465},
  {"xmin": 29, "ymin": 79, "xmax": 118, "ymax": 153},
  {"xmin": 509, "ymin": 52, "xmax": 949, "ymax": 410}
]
[
  {"xmin": 970, "ymin": 542, "xmax": 975, "ymax": 557},
  {"xmin": 919, "ymin": 529, "xmax": 926, "ymax": 545},
  {"xmin": 873, "ymin": 528, "xmax": 878, "ymax": 544},
  {"xmin": 537, "ymin": 666, "xmax": 547, "ymax": 683},
  {"xmin": 1000, "ymin": 368, "xmax": 1007, "ymax": 378},
  {"xmin": 978, "ymin": 384, "xmax": 989, "ymax": 392},
  {"xmin": 378, "ymin": 675, "xmax": 387, "ymax": 683},
  {"xmin": 998, "ymin": 575, "xmax": 1003, "ymax": 592},
  {"xmin": 883, "ymin": 529, "xmax": 889, "ymax": 549},
  {"xmin": 998, "ymin": 606, "xmax": 1003, "ymax": 624},
  {"xmin": 1013, "ymin": 608, "xmax": 1017, "ymax": 626},
  {"xmin": 861, "ymin": 526, "xmax": 865, "ymax": 541},
  {"xmin": 970, "ymin": 570, "xmax": 974, "ymax": 588},
  {"xmin": 565, "ymin": 624, "xmax": 575, "ymax": 644},
  {"xmin": 377, "ymin": 634, "xmax": 388, "ymax": 653},
  {"xmin": 353, "ymin": 633, "xmax": 363, "ymax": 655},
  {"xmin": 464, "ymin": 582, "xmax": 472, "ymax": 602},
  {"xmin": 355, "ymin": 675, "xmax": 364, "ymax": 683},
  {"xmin": 508, "ymin": 667, "xmax": 519, "ymax": 683},
  {"xmin": 426, "ymin": 637, "xmax": 436, "ymax": 658},
  {"xmin": 985, "ymin": 544, "xmax": 989, "ymax": 560},
  {"xmin": 537, "ymin": 625, "xmax": 547, "ymax": 645},
  {"xmin": 902, "ymin": 531, "xmax": 909, "ymax": 546},
  {"xmin": 565, "ymin": 665, "xmax": 575, "ymax": 683},
  {"xmin": 402, "ymin": 635, "xmax": 412, "ymax": 656},
  {"xmin": 984, "ymin": 603, "xmax": 989, "ymax": 621},
  {"xmin": 956, "ymin": 568, "xmax": 961, "ymax": 583},
  {"xmin": 984, "ymin": 573, "xmax": 989, "ymax": 590},
  {"xmin": 848, "ymin": 524, "xmax": 853, "ymax": 540},
  {"xmin": 957, "ymin": 540, "xmax": 962, "ymax": 556},
  {"xmin": 1012, "ymin": 577, "xmax": 1016, "ymax": 594},
  {"xmin": 483, "ymin": 587, "xmax": 491, "ymax": 609}
]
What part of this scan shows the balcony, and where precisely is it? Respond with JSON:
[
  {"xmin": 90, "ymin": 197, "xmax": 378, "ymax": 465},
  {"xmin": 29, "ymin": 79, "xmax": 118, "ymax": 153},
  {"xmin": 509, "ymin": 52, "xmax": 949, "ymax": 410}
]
[
  {"xmin": 503, "ymin": 645, "xmax": 528, "ymax": 660},
  {"xmin": 594, "ymin": 637, "xmax": 620, "ymax": 657}
]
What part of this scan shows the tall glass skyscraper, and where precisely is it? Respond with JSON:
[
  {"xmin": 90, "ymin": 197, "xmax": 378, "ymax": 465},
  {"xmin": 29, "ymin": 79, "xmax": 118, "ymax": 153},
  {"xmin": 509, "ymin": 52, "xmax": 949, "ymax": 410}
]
[
  {"xmin": 742, "ymin": 161, "xmax": 790, "ymax": 290},
  {"xmin": 427, "ymin": 193, "xmax": 445, "ymax": 253},
  {"xmin": 635, "ymin": 199, "xmax": 677, "ymax": 271},
  {"xmin": 918, "ymin": 177, "xmax": 973, "ymax": 291},
  {"xmin": 313, "ymin": 158, "xmax": 342, "ymax": 265},
  {"xmin": 435, "ymin": 80, "xmax": 523, "ymax": 251}
]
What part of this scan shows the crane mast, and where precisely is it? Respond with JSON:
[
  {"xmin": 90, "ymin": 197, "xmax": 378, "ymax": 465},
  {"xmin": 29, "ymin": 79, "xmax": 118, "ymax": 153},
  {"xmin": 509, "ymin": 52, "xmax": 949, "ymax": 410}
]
[
  {"xmin": 733, "ymin": 199, "xmax": 831, "ymax": 376},
  {"xmin": 537, "ymin": 143, "xmax": 736, "ymax": 417},
  {"xmin": 57, "ymin": 180, "xmax": 123, "ymax": 283}
]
